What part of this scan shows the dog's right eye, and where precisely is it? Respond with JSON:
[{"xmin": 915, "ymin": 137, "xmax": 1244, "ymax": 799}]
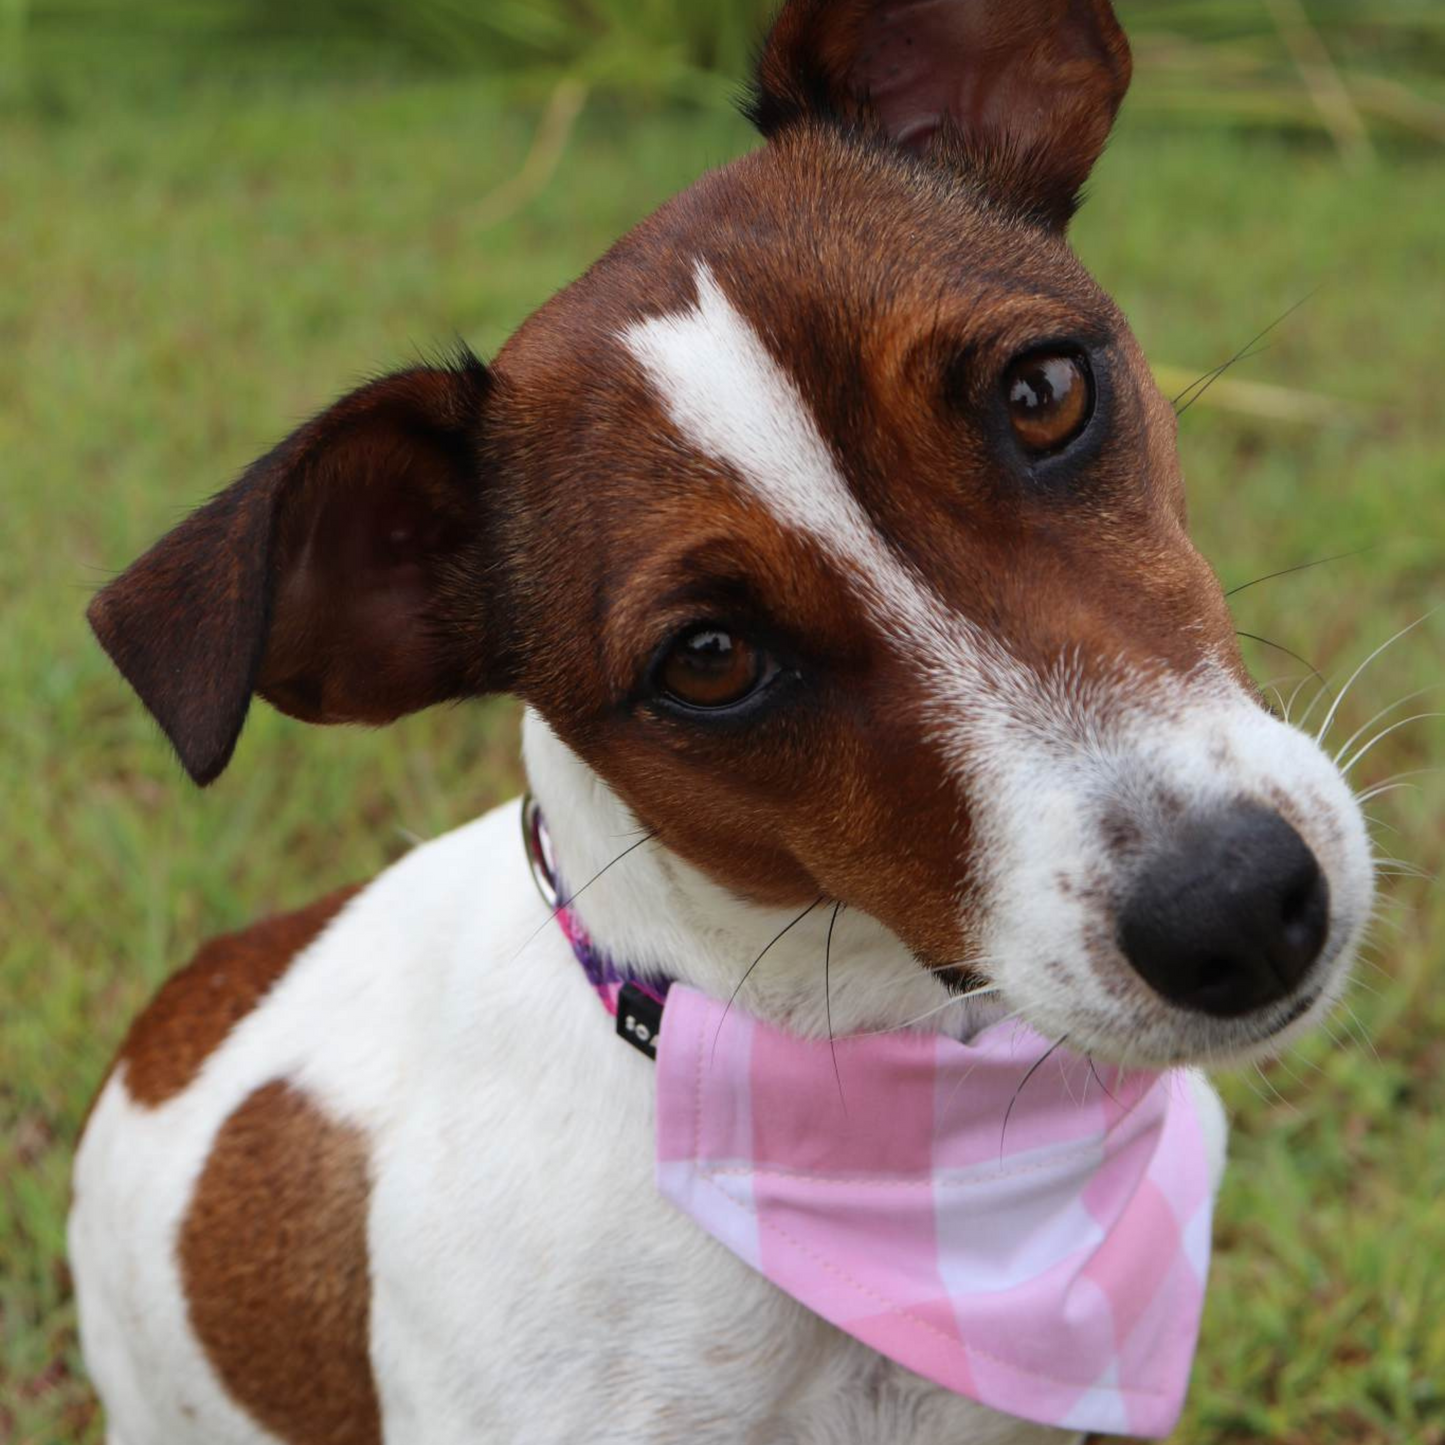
[{"xmin": 655, "ymin": 626, "xmax": 776, "ymax": 711}]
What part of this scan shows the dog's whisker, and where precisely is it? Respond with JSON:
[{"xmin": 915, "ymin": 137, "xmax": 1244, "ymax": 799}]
[
  {"xmin": 1172, "ymin": 337, "xmax": 1273, "ymax": 414},
  {"xmin": 1056, "ymin": 1050, "xmax": 1081, "ymax": 1107},
  {"xmin": 1332, "ymin": 685, "xmax": 1439, "ymax": 766},
  {"xmin": 713, "ymin": 898, "xmax": 824, "ymax": 1061},
  {"xmin": 1251, "ymin": 1061, "xmax": 1296, "ymax": 1114},
  {"xmin": 1313, "ymin": 610, "xmax": 1438, "ymax": 745},
  {"xmin": 1366, "ymin": 905, "xmax": 1409, "ymax": 936},
  {"xmin": 1355, "ymin": 763, "xmax": 1440, "ymax": 805},
  {"xmin": 1345, "ymin": 972, "xmax": 1385, "ymax": 1003},
  {"xmin": 1317, "ymin": 1012, "xmax": 1356, "ymax": 1058},
  {"xmin": 1373, "ymin": 848, "xmax": 1428, "ymax": 868},
  {"xmin": 1357, "ymin": 780, "xmax": 1424, "ymax": 804},
  {"xmin": 941, "ymin": 1009, "xmax": 1025, "ymax": 1114},
  {"xmin": 1000, "ymin": 1035, "xmax": 1069, "ymax": 1156},
  {"xmin": 508, "ymin": 830, "xmax": 659, "ymax": 964},
  {"xmin": 1370, "ymin": 890, "xmax": 1415, "ymax": 911},
  {"xmin": 1223, "ymin": 547, "xmax": 1366, "ymax": 601},
  {"xmin": 1373, "ymin": 862, "xmax": 1435, "ymax": 882},
  {"xmin": 1295, "ymin": 672, "xmax": 1340, "ymax": 735},
  {"xmin": 1340, "ymin": 712, "xmax": 1445, "ymax": 778},
  {"xmin": 1235, "ymin": 1065, "xmax": 1276, "ymax": 1109},
  {"xmin": 1285, "ymin": 669, "xmax": 1329, "ymax": 726},
  {"xmin": 845, "ymin": 984, "xmax": 1003, "ymax": 1039},
  {"xmin": 1175, "ymin": 290, "xmax": 1319, "ymax": 416},
  {"xmin": 1338, "ymin": 998, "xmax": 1381, "ymax": 1064},
  {"xmin": 1372, "ymin": 848, "xmax": 1432, "ymax": 870},
  {"xmin": 1283, "ymin": 1042, "xmax": 1327, "ymax": 1077},
  {"xmin": 1235, "ymin": 630, "xmax": 1322, "ymax": 681},
  {"xmin": 830, "ymin": 952, "xmax": 1001, "ymax": 1007},
  {"xmin": 1087, "ymin": 1058, "xmax": 1123, "ymax": 1108},
  {"xmin": 823, "ymin": 901, "xmax": 845, "ymax": 1109},
  {"xmin": 1271, "ymin": 1046, "xmax": 1317, "ymax": 1086}
]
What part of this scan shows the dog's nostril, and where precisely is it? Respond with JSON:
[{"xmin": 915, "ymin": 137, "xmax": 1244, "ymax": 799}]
[{"xmin": 1118, "ymin": 804, "xmax": 1330, "ymax": 1019}]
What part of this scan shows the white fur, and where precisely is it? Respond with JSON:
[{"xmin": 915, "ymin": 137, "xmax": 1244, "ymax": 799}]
[
  {"xmin": 621, "ymin": 263, "xmax": 1374, "ymax": 1065},
  {"xmin": 72, "ymin": 781, "xmax": 1109, "ymax": 1445}
]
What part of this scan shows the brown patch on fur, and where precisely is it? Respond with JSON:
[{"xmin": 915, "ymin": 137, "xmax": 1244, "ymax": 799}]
[
  {"xmin": 115, "ymin": 887, "xmax": 360, "ymax": 1108},
  {"xmin": 87, "ymin": 361, "xmax": 495, "ymax": 785},
  {"xmin": 179, "ymin": 1080, "xmax": 380, "ymax": 1445}
]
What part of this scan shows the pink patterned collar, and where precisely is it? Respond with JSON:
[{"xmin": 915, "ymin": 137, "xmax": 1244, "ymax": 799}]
[{"xmin": 525, "ymin": 798, "xmax": 1215, "ymax": 1437}]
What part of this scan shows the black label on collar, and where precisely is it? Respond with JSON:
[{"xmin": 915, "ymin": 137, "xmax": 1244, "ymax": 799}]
[{"xmin": 616, "ymin": 983, "xmax": 664, "ymax": 1060}]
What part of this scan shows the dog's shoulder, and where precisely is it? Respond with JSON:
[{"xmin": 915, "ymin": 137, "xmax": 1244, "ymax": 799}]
[
  {"xmin": 70, "ymin": 804, "xmax": 528, "ymax": 1444},
  {"xmin": 110, "ymin": 885, "xmax": 366, "ymax": 1111},
  {"xmin": 84, "ymin": 798, "xmax": 527, "ymax": 1130}
]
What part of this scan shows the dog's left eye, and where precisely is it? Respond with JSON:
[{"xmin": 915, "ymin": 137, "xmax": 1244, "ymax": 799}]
[
  {"xmin": 656, "ymin": 626, "xmax": 775, "ymax": 711},
  {"xmin": 1003, "ymin": 350, "xmax": 1093, "ymax": 455}
]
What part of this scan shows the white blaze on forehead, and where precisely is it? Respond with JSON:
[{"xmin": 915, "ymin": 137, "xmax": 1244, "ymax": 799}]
[
  {"xmin": 619, "ymin": 264, "xmax": 1031, "ymax": 729},
  {"xmin": 620, "ymin": 262, "xmax": 901, "ymax": 590},
  {"xmin": 619, "ymin": 262, "xmax": 1040, "ymax": 721}
]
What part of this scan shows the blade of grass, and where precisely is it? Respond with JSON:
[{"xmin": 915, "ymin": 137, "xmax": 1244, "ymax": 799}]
[{"xmin": 1263, "ymin": 0, "xmax": 1375, "ymax": 168}]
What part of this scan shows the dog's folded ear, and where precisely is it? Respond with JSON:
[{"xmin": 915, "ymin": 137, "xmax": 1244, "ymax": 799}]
[
  {"xmin": 748, "ymin": 0, "xmax": 1131, "ymax": 229},
  {"xmin": 88, "ymin": 354, "xmax": 501, "ymax": 786}
]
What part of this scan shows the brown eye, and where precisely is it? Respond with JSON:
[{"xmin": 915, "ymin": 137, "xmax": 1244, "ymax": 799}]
[
  {"xmin": 658, "ymin": 627, "xmax": 769, "ymax": 710},
  {"xmin": 1004, "ymin": 350, "xmax": 1092, "ymax": 454}
]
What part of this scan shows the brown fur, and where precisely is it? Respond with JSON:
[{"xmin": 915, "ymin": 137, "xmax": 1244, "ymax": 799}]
[
  {"xmin": 87, "ymin": 364, "xmax": 495, "ymax": 785},
  {"xmin": 179, "ymin": 1080, "xmax": 380, "ymax": 1445},
  {"xmin": 115, "ymin": 887, "xmax": 360, "ymax": 1107}
]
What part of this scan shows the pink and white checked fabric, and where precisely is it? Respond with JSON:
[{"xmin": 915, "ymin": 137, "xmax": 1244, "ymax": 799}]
[{"xmin": 654, "ymin": 985, "xmax": 1216, "ymax": 1439}]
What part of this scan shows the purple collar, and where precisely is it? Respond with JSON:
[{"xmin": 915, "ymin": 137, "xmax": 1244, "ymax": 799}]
[{"xmin": 523, "ymin": 795, "xmax": 671, "ymax": 1056}]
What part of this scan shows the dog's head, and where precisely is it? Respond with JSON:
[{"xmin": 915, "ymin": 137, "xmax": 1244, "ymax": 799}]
[{"xmin": 90, "ymin": 0, "xmax": 1373, "ymax": 1066}]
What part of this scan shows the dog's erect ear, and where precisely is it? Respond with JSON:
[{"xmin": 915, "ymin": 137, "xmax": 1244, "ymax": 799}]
[
  {"xmin": 748, "ymin": 0, "xmax": 1131, "ymax": 227},
  {"xmin": 88, "ymin": 356, "xmax": 500, "ymax": 786}
]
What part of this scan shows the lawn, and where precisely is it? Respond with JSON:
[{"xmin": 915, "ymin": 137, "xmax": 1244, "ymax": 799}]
[{"xmin": 2, "ymin": 17, "xmax": 1442, "ymax": 1445}]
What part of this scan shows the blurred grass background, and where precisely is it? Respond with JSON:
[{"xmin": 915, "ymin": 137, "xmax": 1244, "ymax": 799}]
[{"xmin": 2, "ymin": 1, "xmax": 1442, "ymax": 1442}]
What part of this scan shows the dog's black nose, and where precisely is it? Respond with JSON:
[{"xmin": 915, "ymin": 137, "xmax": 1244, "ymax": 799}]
[{"xmin": 1118, "ymin": 804, "xmax": 1330, "ymax": 1017}]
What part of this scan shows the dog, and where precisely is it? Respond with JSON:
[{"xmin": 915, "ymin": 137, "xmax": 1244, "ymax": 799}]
[{"xmin": 70, "ymin": 1, "xmax": 1376, "ymax": 1441}]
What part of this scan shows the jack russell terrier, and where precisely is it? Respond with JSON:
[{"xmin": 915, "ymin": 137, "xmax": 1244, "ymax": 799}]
[{"xmin": 71, "ymin": 0, "xmax": 1374, "ymax": 1441}]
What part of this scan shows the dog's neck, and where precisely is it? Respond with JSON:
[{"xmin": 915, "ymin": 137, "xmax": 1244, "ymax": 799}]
[{"xmin": 522, "ymin": 710, "xmax": 989, "ymax": 1042}]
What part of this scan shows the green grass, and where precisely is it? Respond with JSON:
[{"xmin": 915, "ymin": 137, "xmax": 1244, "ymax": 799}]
[{"xmin": 3, "ymin": 39, "xmax": 1443, "ymax": 1445}]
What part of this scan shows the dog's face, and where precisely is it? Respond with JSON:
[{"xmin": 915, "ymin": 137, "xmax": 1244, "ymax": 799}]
[{"xmin": 89, "ymin": 0, "xmax": 1373, "ymax": 1067}]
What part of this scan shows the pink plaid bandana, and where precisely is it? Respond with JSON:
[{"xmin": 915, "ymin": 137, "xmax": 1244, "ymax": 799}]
[
  {"xmin": 531, "ymin": 803, "xmax": 1215, "ymax": 1437},
  {"xmin": 654, "ymin": 989, "xmax": 1215, "ymax": 1438}
]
